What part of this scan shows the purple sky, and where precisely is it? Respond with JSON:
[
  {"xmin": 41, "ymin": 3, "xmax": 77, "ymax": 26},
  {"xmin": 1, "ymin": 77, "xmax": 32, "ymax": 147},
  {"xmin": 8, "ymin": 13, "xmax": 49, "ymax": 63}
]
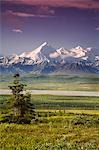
[{"xmin": 0, "ymin": 0, "xmax": 99, "ymax": 55}]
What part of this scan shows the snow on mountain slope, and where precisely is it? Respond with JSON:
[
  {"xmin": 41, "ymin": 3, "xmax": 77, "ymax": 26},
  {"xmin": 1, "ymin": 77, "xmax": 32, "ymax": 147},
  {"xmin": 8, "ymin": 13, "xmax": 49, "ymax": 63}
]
[
  {"xmin": 49, "ymin": 46, "xmax": 90, "ymax": 63},
  {"xmin": 49, "ymin": 46, "xmax": 91, "ymax": 60},
  {"xmin": 20, "ymin": 42, "xmax": 47, "ymax": 58},
  {"xmin": 49, "ymin": 47, "xmax": 69, "ymax": 58},
  {"xmin": 19, "ymin": 52, "xmax": 29, "ymax": 58},
  {"xmin": 70, "ymin": 46, "xmax": 87, "ymax": 58},
  {"xmin": 0, "ymin": 42, "xmax": 99, "ymax": 74},
  {"xmin": 19, "ymin": 42, "xmax": 50, "ymax": 64},
  {"xmin": 32, "ymin": 42, "xmax": 47, "ymax": 54},
  {"xmin": 0, "ymin": 56, "xmax": 8, "ymax": 65},
  {"xmin": 96, "ymin": 56, "xmax": 99, "ymax": 60},
  {"xmin": 8, "ymin": 54, "xmax": 20, "ymax": 64}
]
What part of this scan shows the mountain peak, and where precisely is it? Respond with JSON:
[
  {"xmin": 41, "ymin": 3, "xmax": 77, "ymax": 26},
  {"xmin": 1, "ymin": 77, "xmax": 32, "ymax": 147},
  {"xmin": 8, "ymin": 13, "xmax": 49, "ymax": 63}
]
[
  {"xmin": 33, "ymin": 42, "xmax": 48, "ymax": 54},
  {"xmin": 40, "ymin": 42, "xmax": 48, "ymax": 47},
  {"xmin": 56, "ymin": 47, "xmax": 68, "ymax": 55},
  {"xmin": 75, "ymin": 45, "xmax": 83, "ymax": 50},
  {"xmin": 0, "ymin": 43, "xmax": 99, "ymax": 74}
]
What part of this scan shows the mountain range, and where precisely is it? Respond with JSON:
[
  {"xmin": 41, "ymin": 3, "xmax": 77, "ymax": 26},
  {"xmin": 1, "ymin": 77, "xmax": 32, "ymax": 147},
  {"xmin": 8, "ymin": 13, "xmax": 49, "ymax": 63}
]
[{"xmin": 0, "ymin": 42, "xmax": 99, "ymax": 74}]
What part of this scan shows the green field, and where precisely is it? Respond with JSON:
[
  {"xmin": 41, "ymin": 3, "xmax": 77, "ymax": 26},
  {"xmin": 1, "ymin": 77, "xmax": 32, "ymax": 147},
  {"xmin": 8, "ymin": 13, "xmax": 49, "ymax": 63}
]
[
  {"xmin": 0, "ymin": 95, "xmax": 99, "ymax": 110},
  {"xmin": 0, "ymin": 74, "xmax": 99, "ymax": 91},
  {"xmin": 0, "ymin": 112, "xmax": 99, "ymax": 150},
  {"xmin": 0, "ymin": 95, "xmax": 99, "ymax": 149}
]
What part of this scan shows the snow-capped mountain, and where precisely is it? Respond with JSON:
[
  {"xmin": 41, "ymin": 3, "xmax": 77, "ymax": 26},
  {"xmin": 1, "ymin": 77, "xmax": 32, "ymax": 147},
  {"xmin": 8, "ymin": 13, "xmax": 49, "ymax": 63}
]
[
  {"xmin": 19, "ymin": 42, "xmax": 49, "ymax": 64},
  {"xmin": 0, "ymin": 42, "xmax": 99, "ymax": 74}
]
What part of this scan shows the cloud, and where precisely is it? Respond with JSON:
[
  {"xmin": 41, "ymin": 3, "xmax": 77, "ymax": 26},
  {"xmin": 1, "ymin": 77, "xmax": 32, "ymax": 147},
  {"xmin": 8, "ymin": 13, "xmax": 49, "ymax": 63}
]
[
  {"xmin": 4, "ymin": 10, "xmax": 55, "ymax": 18},
  {"xmin": 37, "ymin": 6, "xmax": 55, "ymax": 15},
  {"xmin": 12, "ymin": 29, "xmax": 23, "ymax": 33},
  {"xmin": 5, "ymin": 10, "xmax": 35, "ymax": 17},
  {"xmin": 96, "ymin": 26, "xmax": 99, "ymax": 31},
  {"xmin": 4, "ymin": 0, "xmax": 99, "ymax": 9}
]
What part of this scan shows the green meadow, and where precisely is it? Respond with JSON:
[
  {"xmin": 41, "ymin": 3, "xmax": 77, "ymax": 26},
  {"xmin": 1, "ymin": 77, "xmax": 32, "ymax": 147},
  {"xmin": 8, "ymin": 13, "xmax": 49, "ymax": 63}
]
[
  {"xmin": 0, "ymin": 74, "xmax": 99, "ymax": 91},
  {"xmin": 0, "ymin": 94, "xmax": 99, "ymax": 149},
  {"xmin": 0, "ymin": 95, "xmax": 99, "ymax": 110}
]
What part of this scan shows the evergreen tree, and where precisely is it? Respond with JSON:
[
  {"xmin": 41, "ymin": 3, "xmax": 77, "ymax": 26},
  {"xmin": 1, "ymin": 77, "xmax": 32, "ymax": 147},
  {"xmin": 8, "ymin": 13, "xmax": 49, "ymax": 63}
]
[{"xmin": 1, "ymin": 73, "xmax": 35, "ymax": 124}]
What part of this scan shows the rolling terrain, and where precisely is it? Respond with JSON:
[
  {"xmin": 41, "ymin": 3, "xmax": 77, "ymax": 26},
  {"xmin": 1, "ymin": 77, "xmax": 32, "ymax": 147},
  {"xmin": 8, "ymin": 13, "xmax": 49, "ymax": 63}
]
[
  {"xmin": 0, "ymin": 74, "xmax": 99, "ymax": 91},
  {"xmin": 0, "ymin": 94, "xmax": 99, "ymax": 149}
]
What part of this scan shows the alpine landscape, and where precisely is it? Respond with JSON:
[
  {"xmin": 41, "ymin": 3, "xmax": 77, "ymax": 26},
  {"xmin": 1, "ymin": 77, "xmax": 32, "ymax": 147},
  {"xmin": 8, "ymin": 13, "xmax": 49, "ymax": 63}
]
[
  {"xmin": 0, "ymin": 0, "xmax": 99, "ymax": 150},
  {"xmin": 0, "ymin": 42, "xmax": 99, "ymax": 74}
]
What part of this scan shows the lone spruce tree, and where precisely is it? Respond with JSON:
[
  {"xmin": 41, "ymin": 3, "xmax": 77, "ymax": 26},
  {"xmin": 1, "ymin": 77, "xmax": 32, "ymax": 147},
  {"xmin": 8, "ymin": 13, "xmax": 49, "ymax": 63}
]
[{"xmin": 2, "ymin": 73, "xmax": 35, "ymax": 124}]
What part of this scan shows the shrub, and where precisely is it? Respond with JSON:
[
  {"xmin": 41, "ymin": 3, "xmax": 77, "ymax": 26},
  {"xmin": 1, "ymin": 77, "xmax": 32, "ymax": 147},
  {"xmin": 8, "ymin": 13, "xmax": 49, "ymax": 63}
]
[{"xmin": 71, "ymin": 115, "xmax": 99, "ymax": 126}]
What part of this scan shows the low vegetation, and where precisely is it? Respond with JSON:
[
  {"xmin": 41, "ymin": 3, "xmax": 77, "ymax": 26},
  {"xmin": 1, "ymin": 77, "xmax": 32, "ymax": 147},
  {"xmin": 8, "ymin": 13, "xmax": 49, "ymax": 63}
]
[
  {"xmin": 0, "ymin": 94, "xmax": 99, "ymax": 149},
  {"xmin": 0, "ymin": 74, "xmax": 99, "ymax": 91},
  {"xmin": 1, "ymin": 95, "xmax": 99, "ymax": 110},
  {"xmin": 0, "ymin": 74, "xmax": 99, "ymax": 149},
  {"xmin": 0, "ymin": 111, "xmax": 99, "ymax": 150}
]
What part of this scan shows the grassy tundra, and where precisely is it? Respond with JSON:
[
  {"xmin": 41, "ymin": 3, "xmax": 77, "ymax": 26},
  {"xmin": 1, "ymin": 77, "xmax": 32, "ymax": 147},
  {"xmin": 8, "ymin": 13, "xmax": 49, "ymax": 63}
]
[
  {"xmin": 0, "ymin": 95, "xmax": 99, "ymax": 149},
  {"xmin": 0, "ymin": 74, "xmax": 99, "ymax": 91}
]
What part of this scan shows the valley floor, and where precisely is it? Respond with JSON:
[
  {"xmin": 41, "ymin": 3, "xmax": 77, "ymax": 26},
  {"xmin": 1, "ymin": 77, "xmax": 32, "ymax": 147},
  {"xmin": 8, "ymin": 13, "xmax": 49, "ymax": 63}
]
[
  {"xmin": 0, "ymin": 95, "xmax": 99, "ymax": 149},
  {"xmin": 0, "ymin": 89, "xmax": 99, "ymax": 96},
  {"xmin": 0, "ymin": 75, "xmax": 99, "ymax": 91}
]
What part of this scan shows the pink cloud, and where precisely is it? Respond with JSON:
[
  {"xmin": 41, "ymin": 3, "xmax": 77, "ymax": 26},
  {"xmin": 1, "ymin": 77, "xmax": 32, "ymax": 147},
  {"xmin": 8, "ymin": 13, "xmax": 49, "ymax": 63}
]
[
  {"xmin": 5, "ymin": 0, "xmax": 99, "ymax": 9},
  {"xmin": 96, "ymin": 26, "xmax": 99, "ymax": 31},
  {"xmin": 5, "ymin": 10, "xmax": 35, "ymax": 17},
  {"xmin": 4, "ymin": 10, "xmax": 55, "ymax": 18},
  {"xmin": 12, "ymin": 29, "xmax": 23, "ymax": 33},
  {"xmin": 37, "ymin": 6, "xmax": 55, "ymax": 15}
]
